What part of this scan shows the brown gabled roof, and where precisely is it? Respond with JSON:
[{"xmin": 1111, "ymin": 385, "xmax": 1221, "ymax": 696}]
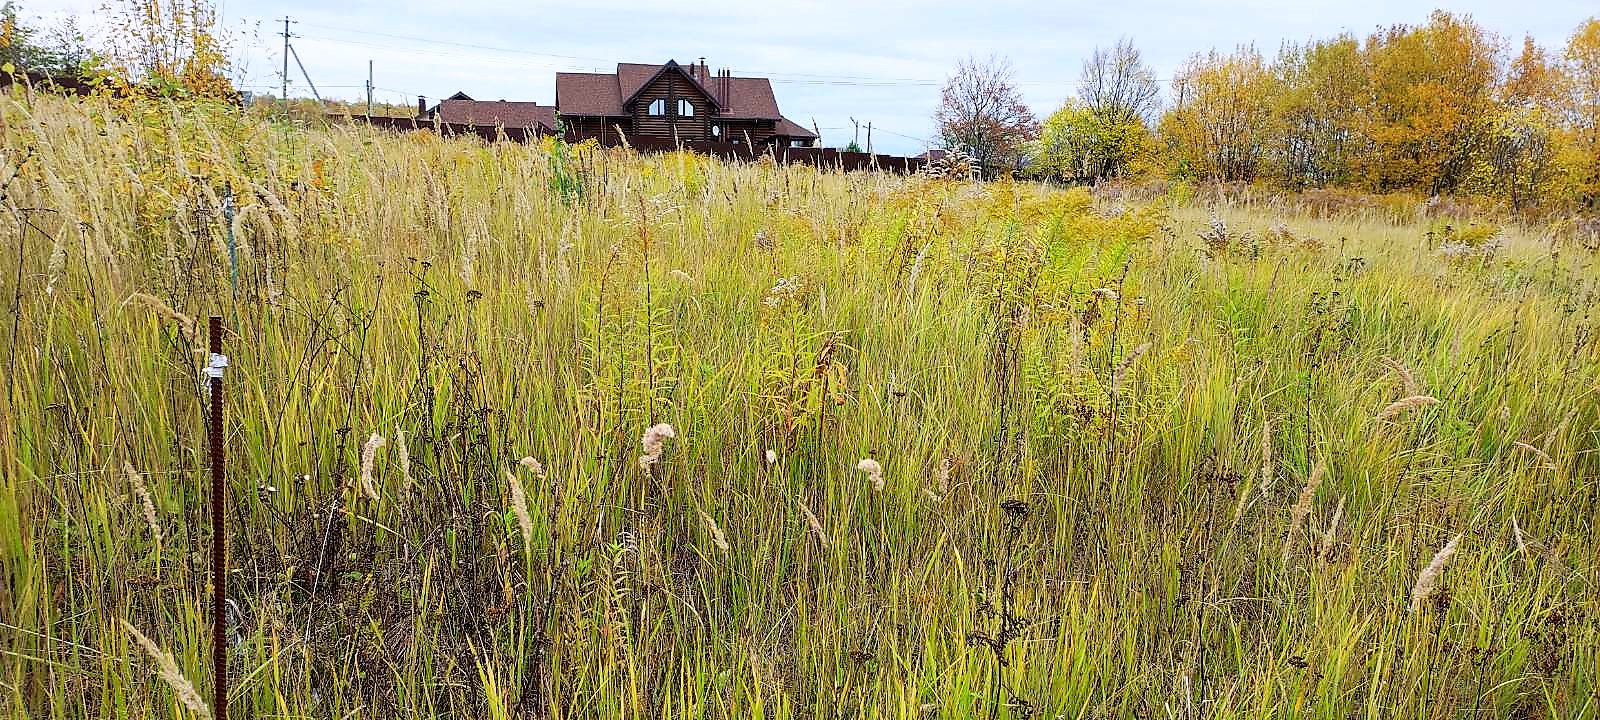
[
  {"xmin": 555, "ymin": 72, "xmax": 627, "ymax": 117},
  {"xmin": 557, "ymin": 61, "xmax": 786, "ymax": 121},
  {"xmin": 616, "ymin": 60, "xmax": 721, "ymax": 111},
  {"xmin": 435, "ymin": 98, "xmax": 557, "ymax": 131},
  {"xmin": 718, "ymin": 77, "xmax": 780, "ymax": 119},
  {"xmin": 616, "ymin": 63, "xmax": 660, "ymax": 103},
  {"xmin": 773, "ymin": 116, "xmax": 818, "ymax": 140}
]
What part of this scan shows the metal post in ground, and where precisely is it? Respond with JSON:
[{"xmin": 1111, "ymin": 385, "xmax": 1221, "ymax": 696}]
[{"xmin": 206, "ymin": 316, "xmax": 228, "ymax": 720}]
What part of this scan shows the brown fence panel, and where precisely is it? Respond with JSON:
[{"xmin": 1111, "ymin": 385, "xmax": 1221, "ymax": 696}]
[{"xmin": 340, "ymin": 115, "xmax": 926, "ymax": 173}]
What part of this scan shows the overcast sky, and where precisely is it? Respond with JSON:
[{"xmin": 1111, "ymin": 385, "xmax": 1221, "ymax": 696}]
[{"xmin": 17, "ymin": 0, "xmax": 1600, "ymax": 154}]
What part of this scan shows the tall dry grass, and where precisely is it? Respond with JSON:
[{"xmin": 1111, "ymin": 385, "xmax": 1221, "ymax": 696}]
[{"xmin": 0, "ymin": 93, "xmax": 1595, "ymax": 719}]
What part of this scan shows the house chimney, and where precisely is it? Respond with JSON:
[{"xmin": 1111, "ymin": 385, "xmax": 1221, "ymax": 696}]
[
  {"xmin": 417, "ymin": 95, "xmax": 427, "ymax": 118},
  {"xmin": 699, "ymin": 57, "xmax": 707, "ymax": 81}
]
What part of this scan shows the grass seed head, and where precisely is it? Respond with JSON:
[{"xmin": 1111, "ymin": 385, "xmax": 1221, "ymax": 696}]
[
  {"xmin": 505, "ymin": 469, "xmax": 535, "ymax": 559},
  {"xmin": 122, "ymin": 619, "xmax": 212, "ymax": 719},
  {"xmin": 359, "ymin": 433, "xmax": 386, "ymax": 501},
  {"xmin": 1380, "ymin": 356, "xmax": 1421, "ymax": 396},
  {"xmin": 1259, "ymin": 417, "xmax": 1275, "ymax": 499},
  {"xmin": 1320, "ymin": 495, "xmax": 1345, "ymax": 561},
  {"xmin": 857, "ymin": 458, "xmax": 884, "ymax": 491},
  {"xmin": 639, "ymin": 422, "xmax": 677, "ymax": 469},
  {"xmin": 519, "ymin": 456, "xmax": 548, "ymax": 480},
  {"xmin": 1512, "ymin": 441, "xmax": 1555, "ymax": 469},
  {"xmin": 798, "ymin": 496, "xmax": 828, "ymax": 545},
  {"xmin": 123, "ymin": 461, "xmax": 162, "ymax": 545},
  {"xmin": 123, "ymin": 292, "xmax": 197, "ymax": 340},
  {"xmin": 1111, "ymin": 341, "xmax": 1152, "ymax": 393},
  {"xmin": 1377, "ymin": 395, "xmax": 1440, "ymax": 421},
  {"xmin": 1282, "ymin": 457, "xmax": 1327, "ymax": 561},
  {"xmin": 1410, "ymin": 533, "xmax": 1462, "ymax": 612},
  {"xmin": 700, "ymin": 510, "xmax": 730, "ymax": 552}
]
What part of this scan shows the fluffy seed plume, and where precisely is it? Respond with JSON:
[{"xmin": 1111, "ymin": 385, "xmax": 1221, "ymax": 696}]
[
  {"xmin": 123, "ymin": 292, "xmax": 197, "ymax": 339},
  {"xmin": 937, "ymin": 457, "xmax": 953, "ymax": 494},
  {"xmin": 1511, "ymin": 516, "xmax": 1531, "ymax": 563},
  {"xmin": 505, "ymin": 469, "xmax": 535, "ymax": 559},
  {"xmin": 638, "ymin": 422, "xmax": 677, "ymax": 470},
  {"xmin": 1111, "ymin": 341, "xmax": 1152, "ymax": 393},
  {"xmin": 798, "ymin": 496, "xmax": 828, "ymax": 545},
  {"xmin": 1410, "ymin": 534, "xmax": 1462, "ymax": 612},
  {"xmin": 359, "ymin": 433, "xmax": 385, "ymax": 501},
  {"xmin": 857, "ymin": 458, "xmax": 884, "ymax": 491},
  {"xmin": 1377, "ymin": 395, "xmax": 1440, "ymax": 421},
  {"xmin": 1379, "ymin": 356, "xmax": 1420, "ymax": 396},
  {"xmin": 1320, "ymin": 495, "xmax": 1345, "ymax": 561},
  {"xmin": 519, "ymin": 456, "xmax": 548, "ymax": 480},
  {"xmin": 700, "ymin": 510, "xmax": 730, "ymax": 552},
  {"xmin": 394, "ymin": 427, "xmax": 413, "ymax": 487},
  {"xmin": 1281, "ymin": 457, "xmax": 1327, "ymax": 561},
  {"xmin": 764, "ymin": 448, "xmax": 778, "ymax": 464},
  {"xmin": 122, "ymin": 619, "xmax": 212, "ymax": 719},
  {"xmin": 123, "ymin": 462, "xmax": 163, "ymax": 545}
]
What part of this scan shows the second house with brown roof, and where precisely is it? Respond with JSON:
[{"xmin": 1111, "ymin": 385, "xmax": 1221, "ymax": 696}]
[{"xmin": 422, "ymin": 59, "xmax": 818, "ymax": 149}]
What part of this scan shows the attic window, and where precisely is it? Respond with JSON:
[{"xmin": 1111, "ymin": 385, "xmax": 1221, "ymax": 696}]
[
  {"xmin": 678, "ymin": 99, "xmax": 694, "ymax": 117},
  {"xmin": 648, "ymin": 99, "xmax": 665, "ymax": 116}
]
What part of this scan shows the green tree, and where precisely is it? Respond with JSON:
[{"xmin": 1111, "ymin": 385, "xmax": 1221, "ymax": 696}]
[
  {"xmin": 1270, "ymin": 35, "xmax": 1366, "ymax": 188},
  {"xmin": 0, "ymin": 2, "xmax": 92, "ymax": 74},
  {"xmin": 1033, "ymin": 99, "xmax": 1151, "ymax": 183}
]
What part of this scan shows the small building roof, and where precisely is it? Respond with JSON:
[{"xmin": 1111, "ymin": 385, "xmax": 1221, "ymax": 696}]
[
  {"xmin": 774, "ymin": 116, "xmax": 819, "ymax": 140},
  {"xmin": 434, "ymin": 98, "xmax": 557, "ymax": 132}
]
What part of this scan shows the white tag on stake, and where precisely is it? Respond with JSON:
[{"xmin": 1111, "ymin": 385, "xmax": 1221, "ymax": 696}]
[{"xmin": 204, "ymin": 352, "xmax": 229, "ymax": 379}]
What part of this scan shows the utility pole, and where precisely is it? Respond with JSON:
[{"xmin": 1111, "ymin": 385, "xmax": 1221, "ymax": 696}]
[
  {"xmin": 849, "ymin": 116, "xmax": 859, "ymax": 148},
  {"xmin": 365, "ymin": 60, "xmax": 373, "ymax": 117},
  {"xmin": 865, "ymin": 122, "xmax": 873, "ymax": 154},
  {"xmin": 278, "ymin": 17, "xmax": 295, "ymax": 116}
]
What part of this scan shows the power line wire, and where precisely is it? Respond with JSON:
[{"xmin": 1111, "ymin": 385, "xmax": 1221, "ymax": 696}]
[
  {"xmin": 258, "ymin": 21, "xmax": 1107, "ymax": 89},
  {"xmin": 292, "ymin": 21, "xmax": 613, "ymax": 63}
]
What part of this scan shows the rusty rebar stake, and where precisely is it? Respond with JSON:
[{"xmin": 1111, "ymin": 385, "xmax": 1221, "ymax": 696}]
[{"xmin": 207, "ymin": 316, "xmax": 228, "ymax": 720}]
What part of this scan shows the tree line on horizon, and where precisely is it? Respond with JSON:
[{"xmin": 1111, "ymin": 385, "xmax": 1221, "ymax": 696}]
[
  {"xmin": 6, "ymin": 2, "xmax": 1599, "ymax": 212},
  {"xmin": 937, "ymin": 11, "xmax": 1600, "ymax": 212}
]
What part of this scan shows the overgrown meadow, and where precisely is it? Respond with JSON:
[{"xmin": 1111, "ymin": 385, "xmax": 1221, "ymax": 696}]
[{"xmin": 1, "ymin": 95, "xmax": 1596, "ymax": 719}]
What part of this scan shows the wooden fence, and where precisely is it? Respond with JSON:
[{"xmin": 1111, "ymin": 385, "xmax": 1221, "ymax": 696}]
[{"xmin": 335, "ymin": 114, "xmax": 927, "ymax": 174}]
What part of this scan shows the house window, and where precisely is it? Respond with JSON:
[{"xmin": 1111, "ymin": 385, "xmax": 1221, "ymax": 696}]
[
  {"xmin": 678, "ymin": 99, "xmax": 694, "ymax": 117},
  {"xmin": 648, "ymin": 99, "xmax": 665, "ymax": 116}
]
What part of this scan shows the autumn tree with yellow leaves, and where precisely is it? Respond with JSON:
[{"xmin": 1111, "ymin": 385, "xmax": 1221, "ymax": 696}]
[
  {"xmin": 102, "ymin": 0, "xmax": 235, "ymax": 98},
  {"xmin": 1138, "ymin": 11, "xmax": 1600, "ymax": 212}
]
